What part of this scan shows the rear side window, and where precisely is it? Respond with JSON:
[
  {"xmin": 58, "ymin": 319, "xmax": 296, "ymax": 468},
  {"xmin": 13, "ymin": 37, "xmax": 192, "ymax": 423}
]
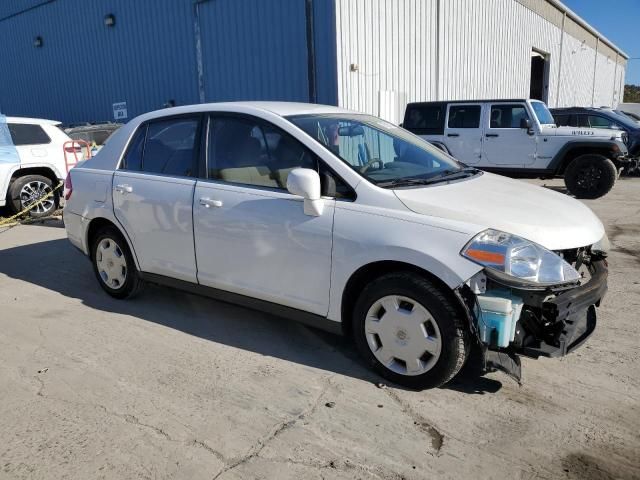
[
  {"xmin": 489, "ymin": 105, "xmax": 530, "ymax": 128},
  {"xmin": 447, "ymin": 105, "xmax": 481, "ymax": 128},
  {"xmin": 8, "ymin": 123, "xmax": 51, "ymax": 145},
  {"xmin": 403, "ymin": 105, "xmax": 445, "ymax": 134},
  {"xmin": 120, "ymin": 117, "xmax": 199, "ymax": 177},
  {"xmin": 575, "ymin": 115, "xmax": 590, "ymax": 128}
]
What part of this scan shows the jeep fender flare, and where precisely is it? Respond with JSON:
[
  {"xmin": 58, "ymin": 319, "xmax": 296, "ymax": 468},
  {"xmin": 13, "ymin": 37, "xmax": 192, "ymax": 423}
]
[{"xmin": 548, "ymin": 140, "xmax": 622, "ymax": 174}]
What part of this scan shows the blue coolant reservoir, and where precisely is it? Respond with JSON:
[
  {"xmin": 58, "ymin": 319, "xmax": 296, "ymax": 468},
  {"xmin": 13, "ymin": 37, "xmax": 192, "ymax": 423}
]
[{"xmin": 475, "ymin": 290, "xmax": 523, "ymax": 348}]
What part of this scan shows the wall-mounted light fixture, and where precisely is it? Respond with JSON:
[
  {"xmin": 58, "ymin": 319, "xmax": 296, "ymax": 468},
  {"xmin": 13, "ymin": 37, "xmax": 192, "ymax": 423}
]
[
  {"xmin": 33, "ymin": 36, "xmax": 43, "ymax": 47},
  {"xmin": 104, "ymin": 14, "xmax": 115, "ymax": 27}
]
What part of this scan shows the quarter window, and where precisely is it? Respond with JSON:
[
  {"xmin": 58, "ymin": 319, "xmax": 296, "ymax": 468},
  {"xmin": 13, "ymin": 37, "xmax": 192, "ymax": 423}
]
[
  {"xmin": 489, "ymin": 105, "xmax": 530, "ymax": 128},
  {"xmin": 8, "ymin": 123, "xmax": 51, "ymax": 145},
  {"xmin": 404, "ymin": 105, "xmax": 444, "ymax": 131},
  {"xmin": 447, "ymin": 105, "xmax": 481, "ymax": 128}
]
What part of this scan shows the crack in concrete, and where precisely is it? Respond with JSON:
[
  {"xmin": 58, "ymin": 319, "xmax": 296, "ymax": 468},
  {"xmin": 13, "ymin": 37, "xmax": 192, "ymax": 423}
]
[
  {"xmin": 384, "ymin": 389, "xmax": 444, "ymax": 455},
  {"xmin": 211, "ymin": 374, "xmax": 335, "ymax": 480}
]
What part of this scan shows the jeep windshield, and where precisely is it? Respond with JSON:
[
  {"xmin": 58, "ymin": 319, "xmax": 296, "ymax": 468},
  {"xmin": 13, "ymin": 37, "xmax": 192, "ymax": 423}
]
[
  {"xmin": 288, "ymin": 113, "xmax": 473, "ymax": 187},
  {"xmin": 530, "ymin": 101, "xmax": 556, "ymax": 125}
]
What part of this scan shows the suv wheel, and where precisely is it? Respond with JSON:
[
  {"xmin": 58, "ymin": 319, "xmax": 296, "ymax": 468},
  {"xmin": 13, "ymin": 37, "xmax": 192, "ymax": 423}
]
[
  {"xmin": 352, "ymin": 272, "xmax": 469, "ymax": 389},
  {"xmin": 8, "ymin": 175, "xmax": 58, "ymax": 218},
  {"xmin": 564, "ymin": 155, "xmax": 617, "ymax": 199},
  {"xmin": 91, "ymin": 226, "xmax": 144, "ymax": 299}
]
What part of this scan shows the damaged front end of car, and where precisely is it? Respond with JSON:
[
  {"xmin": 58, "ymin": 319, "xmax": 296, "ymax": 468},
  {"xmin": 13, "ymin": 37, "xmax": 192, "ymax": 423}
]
[{"xmin": 455, "ymin": 229, "xmax": 609, "ymax": 383}]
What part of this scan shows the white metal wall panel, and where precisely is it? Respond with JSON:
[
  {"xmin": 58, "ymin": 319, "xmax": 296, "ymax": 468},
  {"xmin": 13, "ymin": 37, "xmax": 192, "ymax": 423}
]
[
  {"xmin": 334, "ymin": 0, "xmax": 624, "ymax": 118},
  {"xmin": 335, "ymin": 0, "xmax": 438, "ymax": 121},
  {"xmin": 556, "ymin": 33, "xmax": 597, "ymax": 107}
]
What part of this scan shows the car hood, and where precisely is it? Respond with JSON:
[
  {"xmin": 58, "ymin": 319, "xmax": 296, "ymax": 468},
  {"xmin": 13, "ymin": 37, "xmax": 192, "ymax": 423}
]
[
  {"xmin": 393, "ymin": 172, "xmax": 605, "ymax": 251},
  {"xmin": 543, "ymin": 125, "xmax": 624, "ymax": 140}
]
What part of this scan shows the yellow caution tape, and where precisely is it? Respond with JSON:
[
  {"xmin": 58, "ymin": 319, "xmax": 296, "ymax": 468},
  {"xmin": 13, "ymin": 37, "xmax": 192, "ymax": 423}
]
[{"xmin": 0, "ymin": 181, "xmax": 64, "ymax": 228}]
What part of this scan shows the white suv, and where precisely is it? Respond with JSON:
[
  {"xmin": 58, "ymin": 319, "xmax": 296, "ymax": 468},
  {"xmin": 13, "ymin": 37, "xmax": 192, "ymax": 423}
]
[
  {"xmin": 0, "ymin": 116, "xmax": 80, "ymax": 217},
  {"xmin": 402, "ymin": 99, "xmax": 630, "ymax": 199},
  {"xmin": 63, "ymin": 102, "xmax": 609, "ymax": 389}
]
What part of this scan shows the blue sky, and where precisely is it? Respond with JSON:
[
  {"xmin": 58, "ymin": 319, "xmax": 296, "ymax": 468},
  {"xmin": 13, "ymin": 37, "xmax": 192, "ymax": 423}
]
[{"xmin": 562, "ymin": 0, "xmax": 640, "ymax": 85}]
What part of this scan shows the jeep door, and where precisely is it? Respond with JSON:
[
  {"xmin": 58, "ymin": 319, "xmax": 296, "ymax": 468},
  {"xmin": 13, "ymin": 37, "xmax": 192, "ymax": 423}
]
[
  {"xmin": 112, "ymin": 115, "xmax": 203, "ymax": 283},
  {"xmin": 192, "ymin": 114, "xmax": 335, "ymax": 316},
  {"xmin": 443, "ymin": 104, "xmax": 482, "ymax": 164},
  {"xmin": 482, "ymin": 103, "xmax": 537, "ymax": 166}
]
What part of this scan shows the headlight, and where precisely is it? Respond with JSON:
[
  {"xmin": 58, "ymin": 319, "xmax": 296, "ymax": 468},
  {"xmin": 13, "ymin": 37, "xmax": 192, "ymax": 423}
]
[
  {"xmin": 461, "ymin": 229, "xmax": 580, "ymax": 288},
  {"xmin": 591, "ymin": 233, "xmax": 610, "ymax": 255}
]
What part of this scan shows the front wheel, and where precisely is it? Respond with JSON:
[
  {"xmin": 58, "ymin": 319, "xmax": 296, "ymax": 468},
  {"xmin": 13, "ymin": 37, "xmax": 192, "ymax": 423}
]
[
  {"xmin": 352, "ymin": 272, "xmax": 469, "ymax": 389},
  {"xmin": 564, "ymin": 155, "xmax": 617, "ymax": 199}
]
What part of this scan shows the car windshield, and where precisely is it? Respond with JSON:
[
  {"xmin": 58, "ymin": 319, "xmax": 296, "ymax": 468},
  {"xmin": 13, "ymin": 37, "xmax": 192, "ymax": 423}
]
[
  {"xmin": 530, "ymin": 101, "xmax": 556, "ymax": 125},
  {"xmin": 609, "ymin": 111, "xmax": 639, "ymax": 129},
  {"xmin": 288, "ymin": 113, "xmax": 468, "ymax": 187}
]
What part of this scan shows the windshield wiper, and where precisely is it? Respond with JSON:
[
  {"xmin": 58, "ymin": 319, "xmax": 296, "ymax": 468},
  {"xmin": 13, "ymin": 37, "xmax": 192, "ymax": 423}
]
[{"xmin": 377, "ymin": 167, "xmax": 479, "ymax": 188}]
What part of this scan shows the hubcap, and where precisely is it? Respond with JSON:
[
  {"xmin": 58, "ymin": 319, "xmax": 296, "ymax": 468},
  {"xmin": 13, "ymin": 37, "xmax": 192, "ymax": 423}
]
[
  {"xmin": 20, "ymin": 181, "xmax": 54, "ymax": 214},
  {"xmin": 96, "ymin": 238, "xmax": 127, "ymax": 289},
  {"xmin": 365, "ymin": 295, "xmax": 442, "ymax": 376},
  {"xmin": 576, "ymin": 165, "xmax": 603, "ymax": 190}
]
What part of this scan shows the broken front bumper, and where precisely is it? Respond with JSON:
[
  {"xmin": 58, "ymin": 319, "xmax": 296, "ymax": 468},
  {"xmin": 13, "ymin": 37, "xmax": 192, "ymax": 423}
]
[{"xmin": 520, "ymin": 258, "xmax": 608, "ymax": 359}]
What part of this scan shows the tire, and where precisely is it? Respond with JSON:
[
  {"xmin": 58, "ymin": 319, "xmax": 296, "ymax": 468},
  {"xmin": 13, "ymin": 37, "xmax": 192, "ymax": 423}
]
[
  {"xmin": 352, "ymin": 272, "xmax": 470, "ymax": 390},
  {"xmin": 90, "ymin": 226, "xmax": 144, "ymax": 299},
  {"xmin": 7, "ymin": 174, "xmax": 58, "ymax": 218},
  {"xmin": 564, "ymin": 155, "xmax": 617, "ymax": 199}
]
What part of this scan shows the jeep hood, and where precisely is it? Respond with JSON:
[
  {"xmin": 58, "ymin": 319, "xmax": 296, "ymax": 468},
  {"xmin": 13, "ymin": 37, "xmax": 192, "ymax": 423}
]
[
  {"xmin": 543, "ymin": 125, "xmax": 623, "ymax": 139},
  {"xmin": 393, "ymin": 172, "xmax": 605, "ymax": 251}
]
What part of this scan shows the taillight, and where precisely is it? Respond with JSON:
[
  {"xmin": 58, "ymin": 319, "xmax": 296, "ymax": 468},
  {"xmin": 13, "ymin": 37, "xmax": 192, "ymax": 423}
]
[{"xmin": 63, "ymin": 173, "xmax": 73, "ymax": 200}]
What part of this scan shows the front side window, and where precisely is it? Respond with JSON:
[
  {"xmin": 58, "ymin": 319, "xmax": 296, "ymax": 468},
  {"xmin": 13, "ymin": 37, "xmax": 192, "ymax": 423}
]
[
  {"xmin": 288, "ymin": 114, "xmax": 469, "ymax": 187},
  {"xmin": 447, "ymin": 105, "xmax": 481, "ymax": 128},
  {"xmin": 8, "ymin": 123, "xmax": 51, "ymax": 145},
  {"xmin": 489, "ymin": 105, "xmax": 530, "ymax": 129},
  {"xmin": 209, "ymin": 116, "xmax": 315, "ymax": 190},
  {"xmin": 588, "ymin": 115, "xmax": 621, "ymax": 130}
]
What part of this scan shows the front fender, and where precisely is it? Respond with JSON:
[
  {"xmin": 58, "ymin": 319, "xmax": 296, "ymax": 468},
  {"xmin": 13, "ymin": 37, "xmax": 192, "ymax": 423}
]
[{"xmin": 327, "ymin": 205, "xmax": 482, "ymax": 322}]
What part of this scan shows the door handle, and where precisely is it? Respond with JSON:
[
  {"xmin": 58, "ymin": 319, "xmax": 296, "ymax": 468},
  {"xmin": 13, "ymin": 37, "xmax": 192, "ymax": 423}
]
[
  {"xmin": 447, "ymin": 133, "xmax": 460, "ymax": 137},
  {"xmin": 200, "ymin": 197, "xmax": 223, "ymax": 208},
  {"xmin": 115, "ymin": 184, "xmax": 133, "ymax": 193},
  {"xmin": 485, "ymin": 134, "xmax": 499, "ymax": 138}
]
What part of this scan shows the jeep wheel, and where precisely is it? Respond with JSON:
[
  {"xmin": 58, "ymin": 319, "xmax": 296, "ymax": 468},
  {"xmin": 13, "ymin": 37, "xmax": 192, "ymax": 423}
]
[
  {"xmin": 352, "ymin": 272, "xmax": 469, "ymax": 390},
  {"xmin": 564, "ymin": 155, "xmax": 617, "ymax": 199},
  {"xmin": 8, "ymin": 175, "xmax": 58, "ymax": 218}
]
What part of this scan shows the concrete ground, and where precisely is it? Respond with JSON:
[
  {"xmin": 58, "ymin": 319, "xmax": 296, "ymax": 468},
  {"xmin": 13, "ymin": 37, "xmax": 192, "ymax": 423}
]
[{"xmin": 0, "ymin": 178, "xmax": 638, "ymax": 480}]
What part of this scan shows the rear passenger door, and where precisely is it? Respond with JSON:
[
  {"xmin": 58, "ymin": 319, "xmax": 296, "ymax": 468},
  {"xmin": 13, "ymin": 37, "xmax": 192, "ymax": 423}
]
[
  {"xmin": 8, "ymin": 123, "xmax": 54, "ymax": 166},
  {"xmin": 113, "ymin": 115, "xmax": 203, "ymax": 283},
  {"xmin": 443, "ymin": 104, "xmax": 482, "ymax": 163},
  {"xmin": 193, "ymin": 114, "xmax": 336, "ymax": 316}
]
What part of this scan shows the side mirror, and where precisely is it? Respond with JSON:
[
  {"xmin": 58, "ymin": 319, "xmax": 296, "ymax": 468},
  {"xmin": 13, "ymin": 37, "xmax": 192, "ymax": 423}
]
[
  {"xmin": 520, "ymin": 118, "xmax": 532, "ymax": 130},
  {"xmin": 287, "ymin": 168, "xmax": 324, "ymax": 216}
]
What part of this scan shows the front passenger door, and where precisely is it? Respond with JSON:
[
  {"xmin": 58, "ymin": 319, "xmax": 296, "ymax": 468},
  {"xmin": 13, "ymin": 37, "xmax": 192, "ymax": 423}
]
[{"xmin": 193, "ymin": 115, "xmax": 336, "ymax": 316}]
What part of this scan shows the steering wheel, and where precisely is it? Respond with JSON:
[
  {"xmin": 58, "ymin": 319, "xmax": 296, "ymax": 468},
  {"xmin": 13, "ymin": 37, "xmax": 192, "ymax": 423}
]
[{"xmin": 359, "ymin": 159, "xmax": 384, "ymax": 173}]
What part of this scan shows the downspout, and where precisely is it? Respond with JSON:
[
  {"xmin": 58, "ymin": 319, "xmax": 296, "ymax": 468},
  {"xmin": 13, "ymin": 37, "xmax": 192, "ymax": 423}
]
[
  {"xmin": 555, "ymin": 12, "xmax": 566, "ymax": 107},
  {"xmin": 193, "ymin": 0, "xmax": 208, "ymax": 104},
  {"xmin": 612, "ymin": 53, "xmax": 619, "ymax": 106},
  {"xmin": 435, "ymin": 0, "xmax": 441, "ymax": 100},
  {"xmin": 305, "ymin": 0, "xmax": 318, "ymax": 103},
  {"xmin": 591, "ymin": 37, "xmax": 599, "ymax": 107}
]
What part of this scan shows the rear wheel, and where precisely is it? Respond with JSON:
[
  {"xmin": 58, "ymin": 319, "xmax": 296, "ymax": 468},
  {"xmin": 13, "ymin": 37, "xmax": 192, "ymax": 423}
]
[
  {"xmin": 352, "ymin": 272, "xmax": 469, "ymax": 389},
  {"xmin": 8, "ymin": 174, "xmax": 58, "ymax": 218},
  {"xmin": 91, "ymin": 226, "xmax": 143, "ymax": 299},
  {"xmin": 564, "ymin": 155, "xmax": 617, "ymax": 199}
]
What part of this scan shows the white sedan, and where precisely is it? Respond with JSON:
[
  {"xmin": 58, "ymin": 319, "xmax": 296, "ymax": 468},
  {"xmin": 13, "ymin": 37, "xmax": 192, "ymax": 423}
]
[{"xmin": 63, "ymin": 102, "xmax": 609, "ymax": 389}]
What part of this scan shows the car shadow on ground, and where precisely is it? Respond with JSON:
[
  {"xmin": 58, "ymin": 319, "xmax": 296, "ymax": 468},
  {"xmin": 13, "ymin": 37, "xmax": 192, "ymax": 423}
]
[{"xmin": 0, "ymin": 238, "xmax": 502, "ymax": 394}]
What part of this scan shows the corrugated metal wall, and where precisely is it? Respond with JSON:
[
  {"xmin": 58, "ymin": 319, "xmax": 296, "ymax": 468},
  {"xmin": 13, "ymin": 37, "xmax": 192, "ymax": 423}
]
[
  {"xmin": 0, "ymin": 0, "xmax": 337, "ymax": 123},
  {"xmin": 335, "ymin": 0, "xmax": 626, "ymax": 121}
]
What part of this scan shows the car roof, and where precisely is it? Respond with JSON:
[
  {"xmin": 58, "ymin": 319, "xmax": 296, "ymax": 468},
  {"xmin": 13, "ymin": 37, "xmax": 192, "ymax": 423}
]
[
  {"xmin": 407, "ymin": 99, "xmax": 530, "ymax": 106},
  {"xmin": 550, "ymin": 107, "xmax": 608, "ymax": 113},
  {"xmin": 5, "ymin": 116, "xmax": 61, "ymax": 126},
  {"xmin": 140, "ymin": 101, "xmax": 356, "ymax": 122}
]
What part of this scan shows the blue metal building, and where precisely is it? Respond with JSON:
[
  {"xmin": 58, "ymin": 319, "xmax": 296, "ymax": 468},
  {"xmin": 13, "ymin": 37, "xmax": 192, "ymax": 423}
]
[{"xmin": 0, "ymin": 0, "xmax": 338, "ymax": 124}]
